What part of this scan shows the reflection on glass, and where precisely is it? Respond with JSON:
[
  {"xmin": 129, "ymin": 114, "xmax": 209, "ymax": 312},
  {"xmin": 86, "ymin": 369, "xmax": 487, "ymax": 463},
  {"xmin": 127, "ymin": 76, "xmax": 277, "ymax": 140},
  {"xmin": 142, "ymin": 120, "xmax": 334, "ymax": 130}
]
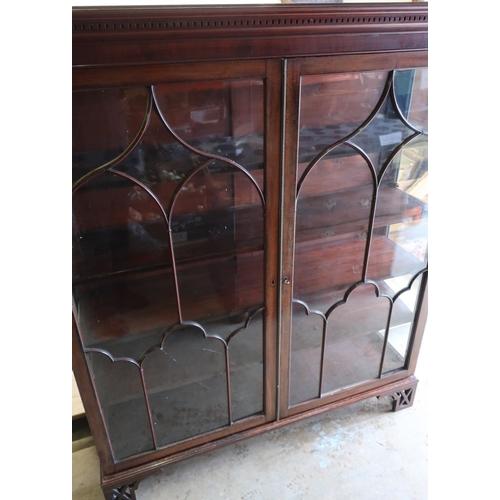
[
  {"xmin": 154, "ymin": 80, "xmax": 265, "ymax": 178},
  {"xmin": 394, "ymin": 68, "xmax": 428, "ymax": 132},
  {"xmin": 381, "ymin": 274, "xmax": 423, "ymax": 373},
  {"xmin": 369, "ymin": 136, "xmax": 428, "ymax": 287},
  {"xmin": 73, "ymin": 79, "xmax": 266, "ymax": 458},
  {"xmin": 299, "ymin": 71, "xmax": 388, "ymax": 164}
]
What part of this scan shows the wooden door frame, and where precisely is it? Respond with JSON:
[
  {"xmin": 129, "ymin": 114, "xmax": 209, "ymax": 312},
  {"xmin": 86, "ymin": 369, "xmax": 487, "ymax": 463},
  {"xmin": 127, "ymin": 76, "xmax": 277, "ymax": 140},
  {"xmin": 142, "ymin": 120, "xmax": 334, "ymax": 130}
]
[
  {"xmin": 279, "ymin": 50, "xmax": 428, "ymax": 419},
  {"xmin": 72, "ymin": 58, "xmax": 282, "ymax": 475}
]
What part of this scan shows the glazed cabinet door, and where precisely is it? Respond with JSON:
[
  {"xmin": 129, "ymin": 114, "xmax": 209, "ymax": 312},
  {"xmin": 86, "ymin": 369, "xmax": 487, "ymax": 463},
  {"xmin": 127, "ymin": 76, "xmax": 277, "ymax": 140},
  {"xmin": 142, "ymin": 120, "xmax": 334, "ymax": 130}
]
[
  {"xmin": 72, "ymin": 60, "xmax": 281, "ymax": 472},
  {"xmin": 280, "ymin": 53, "xmax": 428, "ymax": 417}
]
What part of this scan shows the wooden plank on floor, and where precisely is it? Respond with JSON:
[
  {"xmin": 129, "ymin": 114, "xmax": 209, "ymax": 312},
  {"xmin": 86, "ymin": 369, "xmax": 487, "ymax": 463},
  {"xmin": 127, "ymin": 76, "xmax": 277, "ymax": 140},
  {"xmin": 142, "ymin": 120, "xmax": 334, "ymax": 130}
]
[{"xmin": 72, "ymin": 373, "xmax": 85, "ymax": 419}]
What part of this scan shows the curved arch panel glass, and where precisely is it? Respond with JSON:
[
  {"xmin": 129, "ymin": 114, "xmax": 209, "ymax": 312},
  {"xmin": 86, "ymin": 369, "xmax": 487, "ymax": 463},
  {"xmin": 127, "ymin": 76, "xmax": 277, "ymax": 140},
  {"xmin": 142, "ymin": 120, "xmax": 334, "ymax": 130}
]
[
  {"xmin": 142, "ymin": 325, "xmax": 228, "ymax": 448},
  {"xmin": 72, "ymin": 87, "xmax": 150, "ymax": 184},
  {"xmin": 322, "ymin": 283, "xmax": 391, "ymax": 394},
  {"xmin": 295, "ymin": 144, "xmax": 375, "ymax": 299},
  {"xmin": 72, "ymin": 172, "xmax": 175, "ymax": 360},
  {"xmin": 394, "ymin": 68, "xmax": 428, "ymax": 133},
  {"xmin": 87, "ymin": 352, "xmax": 155, "ymax": 460},
  {"xmin": 154, "ymin": 80, "xmax": 265, "ymax": 188},
  {"xmin": 368, "ymin": 135, "xmax": 428, "ymax": 291},
  {"xmin": 298, "ymin": 71, "xmax": 389, "ymax": 165}
]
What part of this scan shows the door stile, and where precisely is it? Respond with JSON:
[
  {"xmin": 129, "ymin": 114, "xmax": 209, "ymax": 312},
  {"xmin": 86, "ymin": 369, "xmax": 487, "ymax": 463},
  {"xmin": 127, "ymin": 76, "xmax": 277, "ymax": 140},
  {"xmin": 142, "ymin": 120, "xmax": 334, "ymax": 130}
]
[
  {"xmin": 263, "ymin": 59, "xmax": 283, "ymax": 423},
  {"xmin": 278, "ymin": 59, "xmax": 302, "ymax": 419}
]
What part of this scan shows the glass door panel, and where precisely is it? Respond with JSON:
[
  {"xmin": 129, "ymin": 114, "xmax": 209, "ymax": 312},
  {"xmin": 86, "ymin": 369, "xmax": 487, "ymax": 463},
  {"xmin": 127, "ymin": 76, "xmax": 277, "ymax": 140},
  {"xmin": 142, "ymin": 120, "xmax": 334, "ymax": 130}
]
[
  {"xmin": 286, "ymin": 56, "xmax": 428, "ymax": 410},
  {"xmin": 73, "ymin": 74, "xmax": 270, "ymax": 460}
]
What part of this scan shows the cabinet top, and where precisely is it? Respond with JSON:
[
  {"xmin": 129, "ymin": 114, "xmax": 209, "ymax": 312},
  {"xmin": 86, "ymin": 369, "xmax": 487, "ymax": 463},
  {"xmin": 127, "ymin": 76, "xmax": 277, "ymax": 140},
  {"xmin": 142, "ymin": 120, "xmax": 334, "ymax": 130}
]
[{"xmin": 73, "ymin": 3, "xmax": 427, "ymax": 68}]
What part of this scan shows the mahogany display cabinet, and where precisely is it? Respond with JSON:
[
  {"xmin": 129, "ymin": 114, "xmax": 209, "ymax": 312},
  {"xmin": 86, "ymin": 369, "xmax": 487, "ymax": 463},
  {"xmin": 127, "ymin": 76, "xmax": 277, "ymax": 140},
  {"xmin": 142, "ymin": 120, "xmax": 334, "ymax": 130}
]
[{"xmin": 72, "ymin": 3, "xmax": 428, "ymax": 499}]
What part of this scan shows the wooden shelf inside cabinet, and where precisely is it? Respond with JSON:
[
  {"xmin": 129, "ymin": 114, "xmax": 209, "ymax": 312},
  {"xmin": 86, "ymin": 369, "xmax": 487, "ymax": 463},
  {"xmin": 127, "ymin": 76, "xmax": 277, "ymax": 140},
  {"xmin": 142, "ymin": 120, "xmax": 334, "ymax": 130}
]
[
  {"xmin": 296, "ymin": 185, "xmax": 426, "ymax": 242},
  {"xmin": 294, "ymin": 233, "xmax": 424, "ymax": 298},
  {"xmin": 74, "ymin": 253, "xmax": 265, "ymax": 345},
  {"xmin": 72, "ymin": 203, "xmax": 264, "ymax": 284}
]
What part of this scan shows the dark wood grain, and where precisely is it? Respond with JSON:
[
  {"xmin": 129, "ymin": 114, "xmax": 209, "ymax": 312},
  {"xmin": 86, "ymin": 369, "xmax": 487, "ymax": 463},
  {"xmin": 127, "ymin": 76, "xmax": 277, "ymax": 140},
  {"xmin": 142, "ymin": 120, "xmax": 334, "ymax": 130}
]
[{"xmin": 72, "ymin": 4, "xmax": 427, "ymax": 66}]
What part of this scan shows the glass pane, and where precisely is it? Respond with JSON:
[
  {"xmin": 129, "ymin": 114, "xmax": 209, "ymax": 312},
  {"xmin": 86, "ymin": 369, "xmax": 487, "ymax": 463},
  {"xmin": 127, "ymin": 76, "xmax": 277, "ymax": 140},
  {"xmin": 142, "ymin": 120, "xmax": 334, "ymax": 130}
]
[
  {"xmin": 113, "ymin": 104, "xmax": 206, "ymax": 192},
  {"xmin": 295, "ymin": 144, "xmax": 374, "ymax": 297},
  {"xmin": 73, "ymin": 79, "xmax": 266, "ymax": 459},
  {"xmin": 381, "ymin": 274, "xmax": 423, "ymax": 374},
  {"xmin": 87, "ymin": 352, "xmax": 154, "ymax": 460},
  {"xmin": 322, "ymin": 284, "xmax": 390, "ymax": 394},
  {"xmin": 350, "ymin": 94, "xmax": 414, "ymax": 175},
  {"xmin": 229, "ymin": 308, "xmax": 265, "ymax": 421},
  {"xmin": 299, "ymin": 71, "xmax": 388, "ymax": 166},
  {"xmin": 369, "ymin": 135, "xmax": 428, "ymax": 288},
  {"xmin": 142, "ymin": 326, "xmax": 228, "ymax": 447},
  {"xmin": 72, "ymin": 172, "xmax": 176, "ymax": 359},
  {"xmin": 72, "ymin": 88, "xmax": 150, "ymax": 185},
  {"xmin": 154, "ymin": 80, "xmax": 265, "ymax": 179},
  {"xmin": 394, "ymin": 68, "xmax": 428, "ymax": 132},
  {"xmin": 289, "ymin": 301, "xmax": 324, "ymax": 405},
  {"xmin": 171, "ymin": 159, "xmax": 264, "ymax": 334}
]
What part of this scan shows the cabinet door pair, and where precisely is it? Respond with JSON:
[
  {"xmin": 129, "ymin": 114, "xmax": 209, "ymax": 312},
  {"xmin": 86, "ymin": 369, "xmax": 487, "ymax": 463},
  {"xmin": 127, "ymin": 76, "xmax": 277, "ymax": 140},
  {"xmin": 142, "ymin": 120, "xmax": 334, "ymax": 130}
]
[{"xmin": 72, "ymin": 52, "xmax": 427, "ymax": 466}]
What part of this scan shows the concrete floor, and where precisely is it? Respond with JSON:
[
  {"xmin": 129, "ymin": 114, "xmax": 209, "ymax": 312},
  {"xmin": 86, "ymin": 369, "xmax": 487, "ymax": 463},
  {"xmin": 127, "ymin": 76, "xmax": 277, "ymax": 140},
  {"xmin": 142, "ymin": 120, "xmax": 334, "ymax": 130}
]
[{"xmin": 72, "ymin": 331, "xmax": 428, "ymax": 500}]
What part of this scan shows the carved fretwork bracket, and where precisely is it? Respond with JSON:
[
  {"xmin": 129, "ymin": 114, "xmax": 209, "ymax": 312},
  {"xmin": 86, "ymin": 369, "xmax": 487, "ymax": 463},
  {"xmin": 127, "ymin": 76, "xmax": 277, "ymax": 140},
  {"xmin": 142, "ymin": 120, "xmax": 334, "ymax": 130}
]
[
  {"xmin": 390, "ymin": 386, "xmax": 416, "ymax": 411},
  {"xmin": 103, "ymin": 481, "xmax": 139, "ymax": 500},
  {"xmin": 377, "ymin": 377, "xmax": 418, "ymax": 412}
]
